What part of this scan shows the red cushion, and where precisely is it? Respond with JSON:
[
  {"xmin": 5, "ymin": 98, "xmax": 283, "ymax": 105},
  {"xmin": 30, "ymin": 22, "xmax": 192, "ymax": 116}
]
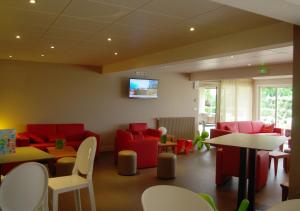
[
  {"xmin": 219, "ymin": 122, "xmax": 239, "ymax": 132},
  {"xmin": 238, "ymin": 121, "xmax": 253, "ymax": 133},
  {"xmin": 47, "ymin": 134, "xmax": 66, "ymax": 143},
  {"xmin": 27, "ymin": 124, "xmax": 56, "ymax": 139},
  {"xmin": 56, "ymin": 124, "xmax": 84, "ymax": 141},
  {"xmin": 260, "ymin": 124, "xmax": 275, "ymax": 133},
  {"xmin": 28, "ymin": 134, "xmax": 45, "ymax": 143}
]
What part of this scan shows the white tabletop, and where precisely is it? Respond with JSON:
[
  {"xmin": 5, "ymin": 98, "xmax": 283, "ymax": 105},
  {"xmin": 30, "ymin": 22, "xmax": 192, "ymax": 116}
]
[
  {"xmin": 267, "ymin": 199, "xmax": 300, "ymax": 211},
  {"xmin": 141, "ymin": 185, "xmax": 213, "ymax": 211},
  {"xmin": 205, "ymin": 133, "xmax": 287, "ymax": 151}
]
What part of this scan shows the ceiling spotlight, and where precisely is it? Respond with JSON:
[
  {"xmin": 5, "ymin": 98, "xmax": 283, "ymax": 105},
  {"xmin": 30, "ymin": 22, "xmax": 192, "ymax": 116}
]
[
  {"xmin": 107, "ymin": 38, "xmax": 112, "ymax": 42},
  {"xmin": 50, "ymin": 46, "xmax": 55, "ymax": 49},
  {"xmin": 16, "ymin": 35, "xmax": 21, "ymax": 39},
  {"xmin": 189, "ymin": 27, "xmax": 195, "ymax": 32},
  {"xmin": 9, "ymin": 55, "xmax": 13, "ymax": 58},
  {"xmin": 41, "ymin": 54, "xmax": 45, "ymax": 57},
  {"xmin": 29, "ymin": 0, "xmax": 36, "ymax": 4},
  {"xmin": 114, "ymin": 52, "xmax": 118, "ymax": 55}
]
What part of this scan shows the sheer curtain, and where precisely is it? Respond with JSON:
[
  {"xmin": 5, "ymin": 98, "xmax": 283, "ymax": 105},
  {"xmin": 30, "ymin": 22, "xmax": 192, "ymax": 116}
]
[{"xmin": 220, "ymin": 79, "xmax": 253, "ymax": 121}]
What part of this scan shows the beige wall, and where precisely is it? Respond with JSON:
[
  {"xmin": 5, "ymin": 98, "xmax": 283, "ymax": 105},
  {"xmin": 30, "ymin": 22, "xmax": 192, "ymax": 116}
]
[{"xmin": 0, "ymin": 60, "xmax": 198, "ymax": 151}]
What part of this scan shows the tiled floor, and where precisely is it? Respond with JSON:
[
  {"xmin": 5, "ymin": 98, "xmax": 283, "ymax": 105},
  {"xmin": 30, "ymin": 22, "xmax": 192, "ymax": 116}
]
[{"xmin": 58, "ymin": 148, "xmax": 288, "ymax": 211}]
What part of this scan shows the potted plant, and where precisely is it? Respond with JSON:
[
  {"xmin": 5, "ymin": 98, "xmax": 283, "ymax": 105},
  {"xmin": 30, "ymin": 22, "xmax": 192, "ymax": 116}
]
[{"xmin": 193, "ymin": 131, "xmax": 210, "ymax": 150}]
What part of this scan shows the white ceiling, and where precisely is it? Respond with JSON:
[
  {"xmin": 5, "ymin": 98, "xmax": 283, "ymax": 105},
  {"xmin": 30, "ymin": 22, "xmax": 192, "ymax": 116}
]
[
  {"xmin": 136, "ymin": 45, "xmax": 293, "ymax": 73},
  {"xmin": 211, "ymin": 0, "xmax": 300, "ymax": 25},
  {"xmin": 0, "ymin": 0, "xmax": 279, "ymax": 66}
]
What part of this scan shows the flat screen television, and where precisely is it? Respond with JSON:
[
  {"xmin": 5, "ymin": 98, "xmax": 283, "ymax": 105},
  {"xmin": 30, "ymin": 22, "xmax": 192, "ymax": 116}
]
[{"xmin": 129, "ymin": 78, "xmax": 159, "ymax": 99}]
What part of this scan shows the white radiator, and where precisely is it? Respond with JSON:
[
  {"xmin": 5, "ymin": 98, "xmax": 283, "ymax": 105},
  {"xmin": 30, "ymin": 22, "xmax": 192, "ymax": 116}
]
[{"xmin": 157, "ymin": 117, "xmax": 196, "ymax": 140}]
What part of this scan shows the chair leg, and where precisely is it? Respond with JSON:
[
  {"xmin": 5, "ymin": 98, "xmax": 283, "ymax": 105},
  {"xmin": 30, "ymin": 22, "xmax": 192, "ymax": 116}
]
[
  {"xmin": 52, "ymin": 191, "xmax": 58, "ymax": 211},
  {"xmin": 74, "ymin": 190, "xmax": 82, "ymax": 211},
  {"xmin": 88, "ymin": 182, "xmax": 96, "ymax": 211},
  {"xmin": 43, "ymin": 188, "xmax": 49, "ymax": 211}
]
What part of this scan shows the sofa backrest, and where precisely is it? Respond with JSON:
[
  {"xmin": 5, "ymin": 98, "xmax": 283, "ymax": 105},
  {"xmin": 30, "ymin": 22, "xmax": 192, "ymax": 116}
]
[
  {"xmin": 27, "ymin": 124, "xmax": 56, "ymax": 139},
  {"xmin": 217, "ymin": 121, "xmax": 265, "ymax": 134},
  {"xmin": 56, "ymin": 124, "xmax": 85, "ymax": 141},
  {"xmin": 251, "ymin": 121, "xmax": 265, "ymax": 133},
  {"xmin": 237, "ymin": 121, "xmax": 253, "ymax": 133},
  {"xmin": 129, "ymin": 123, "xmax": 148, "ymax": 132}
]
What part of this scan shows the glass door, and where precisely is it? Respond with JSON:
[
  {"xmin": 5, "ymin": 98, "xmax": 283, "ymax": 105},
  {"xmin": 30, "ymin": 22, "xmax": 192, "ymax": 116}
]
[
  {"xmin": 259, "ymin": 86, "xmax": 292, "ymax": 129},
  {"xmin": 199, "ymin": 86, "xmax": 218, "ymax": 134}
]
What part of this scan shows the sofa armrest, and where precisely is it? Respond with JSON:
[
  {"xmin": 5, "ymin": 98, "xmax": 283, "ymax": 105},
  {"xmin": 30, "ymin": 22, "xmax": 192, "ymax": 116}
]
[
  {"xmin": 84, "ymin": 130, "xmax": 101, "ymax": 155},
  {"xmin": 273, "ymin": 128, "xmax": 284, "ymax": 135},
  {"xmin": 144, "ymin": 128, "xmax": 162, "ymax": 137},
  {"xmin": 16, "ymin": 132, "xmax": 30, "ymax": 147},
  {"xmin": 210, "ymin": 129, "xmax": 232, "ymax": 139}
]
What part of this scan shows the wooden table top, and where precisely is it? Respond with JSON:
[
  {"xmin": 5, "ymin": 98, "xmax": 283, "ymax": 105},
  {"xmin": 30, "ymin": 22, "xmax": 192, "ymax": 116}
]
[
  {"xmin": 158, "ymin": 141, "xmax": 177, "ymax": 147},
  {"xmin": 205, "ymin": 133, "xmax": 287, "ymax": 151},
  {"xmin": 0, "ymin": 147, "xmax": 54, "ymax": 164},
  {"xmin": 46, "ymin": 146, "xmax": 77, "ymax": 159}
]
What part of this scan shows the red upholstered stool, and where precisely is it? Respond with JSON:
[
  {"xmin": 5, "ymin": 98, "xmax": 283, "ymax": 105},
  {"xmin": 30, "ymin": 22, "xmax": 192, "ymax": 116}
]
[
  {"xmin": 184, "ymin": 140, "xmax": 193, "ymax": 155},
  {"xmin": 176, "ymin": 139, "xmax": 185, "ymax": 154}
]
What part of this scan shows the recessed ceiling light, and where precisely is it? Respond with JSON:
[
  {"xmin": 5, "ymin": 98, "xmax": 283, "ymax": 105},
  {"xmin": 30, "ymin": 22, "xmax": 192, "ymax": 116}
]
[
  {"xmin": 41, "ymin": 54, "xmax": 45, "ymax": 57},
  {"xmin": 107, "ymin": 38, "xmax": 112, "ymax": 42},
  {"xmin": 16, "ymin": 35, "xmax": 21, "ymax": 39},
  {"xmin": 50, "ymin": 46, "xmax": 55, "ymax": 49},
  {"xmin": 114, "ymin": 52, "xmax": 118, "ymax": 55},
  {"xmin": 29, "ymin": 0, "xmax": 36, "ymax": 4},
  {"xmin": 230, "ymin": 55, "xmax": 234, "ymax": 58},
  {"xmin": 9, "ymin": 55, "xmax": 13, "ymax": 58},
  {"xmin": 189, "ymin": 27, "xmax": 195, "ymax": 32}
]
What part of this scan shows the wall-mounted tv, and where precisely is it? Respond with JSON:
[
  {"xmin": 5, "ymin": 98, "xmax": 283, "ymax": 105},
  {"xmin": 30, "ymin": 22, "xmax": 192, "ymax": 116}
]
[{"xmin": 129, "ymin": 78, "xmax": 159, "ymax": 99}]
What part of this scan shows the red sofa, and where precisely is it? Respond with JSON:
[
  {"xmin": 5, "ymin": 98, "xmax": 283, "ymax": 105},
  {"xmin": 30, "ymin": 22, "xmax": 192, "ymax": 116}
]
[
  {"xmin": 210, "ymin": 121, "xmax": 283, "ymax": 138},
  {"xmin": 128, "ymin": 123, "xmax": 162, "ymax": 141},
  {"xmin": 17, "ymin": 124, "xmax": 101, "ymax": 155},
  {"xmin": 115, "ymin": 129, "xmax": 158, "ymax": 169},
  {"xmin": 211, "ymin": 121, "xmax": 283, "ymax": 191}
]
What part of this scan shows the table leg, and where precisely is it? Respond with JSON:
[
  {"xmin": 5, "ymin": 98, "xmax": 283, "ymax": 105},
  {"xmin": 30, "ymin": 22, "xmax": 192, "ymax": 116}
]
[
  {"xmin": 248, "ymin": 149, "xmax": 257, "ymax": 211},
  {"xmin": 237, "ymin": 148, "xmax": 247, "ymax": 210}
]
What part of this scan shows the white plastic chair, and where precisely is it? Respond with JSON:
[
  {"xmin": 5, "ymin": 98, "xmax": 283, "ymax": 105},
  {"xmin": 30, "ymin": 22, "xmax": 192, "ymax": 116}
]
[
  {"xmin": 141, "ymin": 185, "xmax": 213, "ymax": 211},
  {"xmin": 48, "ymin": 137, "xmax": 97, "ymax": 211},
  {"xmin": 0, "ymin": 162, "xmax": 49, "ymax": 211}
]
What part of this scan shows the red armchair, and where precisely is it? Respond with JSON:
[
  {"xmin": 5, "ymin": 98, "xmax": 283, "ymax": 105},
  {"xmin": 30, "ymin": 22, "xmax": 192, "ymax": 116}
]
[
  {"xmin": 216, "ymin": 146, "xmax": 269, "ymax": 191},
  {"xmin": 115, "ymin": 129, "xmax": 158, "ymax": 168},
  {"xmin": 128, "ymin": 123, "xmax": 162, "ymax": 141},
  {"xmin": 16, "ymin": 124, "xmax": 101, "ymax": 155}
]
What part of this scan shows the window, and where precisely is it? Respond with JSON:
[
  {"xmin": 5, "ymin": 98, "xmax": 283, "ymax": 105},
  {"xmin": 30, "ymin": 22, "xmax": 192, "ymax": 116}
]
[{"xmin": 259, "ymin": 87, "xmax": 292, "ymax": 129}]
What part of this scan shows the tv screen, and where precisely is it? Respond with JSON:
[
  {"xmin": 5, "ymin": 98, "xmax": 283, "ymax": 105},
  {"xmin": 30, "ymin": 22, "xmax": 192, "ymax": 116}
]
[{"xmin": 129, "ymin": 78, "xmax": 159, "ymax": 99}]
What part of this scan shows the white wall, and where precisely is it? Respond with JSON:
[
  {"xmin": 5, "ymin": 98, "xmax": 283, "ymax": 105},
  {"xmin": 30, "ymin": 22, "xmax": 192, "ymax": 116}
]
[{"xmin": 0, "ymin": 60, "xmax": 198, "ymax": 151}]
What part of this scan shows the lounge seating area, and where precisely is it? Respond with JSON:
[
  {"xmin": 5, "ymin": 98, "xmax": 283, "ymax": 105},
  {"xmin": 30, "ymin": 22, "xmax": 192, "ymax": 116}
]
[{"xmin": 1, "ymin": 0, "xmax": 300, "ymax": 211}]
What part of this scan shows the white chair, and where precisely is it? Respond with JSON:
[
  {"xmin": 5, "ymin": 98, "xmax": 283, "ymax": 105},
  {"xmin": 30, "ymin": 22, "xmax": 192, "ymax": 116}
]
[
  {"xmin": 48, "ymin": 137, "xmax": 97, "ymax": 211},
  {"xmin": 0, "ymin": 162, "xmax": 49, "ymax": 211}
]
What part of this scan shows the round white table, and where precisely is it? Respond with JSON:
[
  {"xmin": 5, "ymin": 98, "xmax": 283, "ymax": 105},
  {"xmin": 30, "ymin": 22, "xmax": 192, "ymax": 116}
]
[
  {"xmin": 141, "ymin": 185, "xmax": 213, "ymax": 211},
  {"xmin": 267, "ymin": 199, "xmax": 300, "ymax": 211}
]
